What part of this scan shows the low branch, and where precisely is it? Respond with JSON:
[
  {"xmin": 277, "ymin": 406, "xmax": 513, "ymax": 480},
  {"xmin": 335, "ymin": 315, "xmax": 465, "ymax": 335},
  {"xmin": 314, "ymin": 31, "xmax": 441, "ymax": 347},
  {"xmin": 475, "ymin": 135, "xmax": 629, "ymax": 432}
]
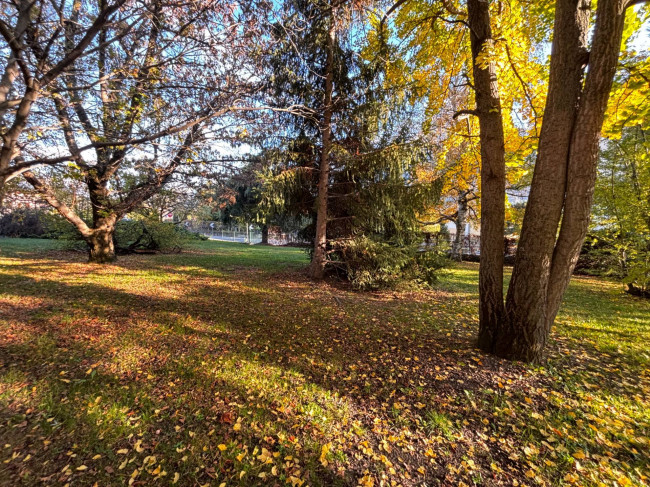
[{"xmin": 23, "ymin": 170, "xmax": 92, "ymax": 238}]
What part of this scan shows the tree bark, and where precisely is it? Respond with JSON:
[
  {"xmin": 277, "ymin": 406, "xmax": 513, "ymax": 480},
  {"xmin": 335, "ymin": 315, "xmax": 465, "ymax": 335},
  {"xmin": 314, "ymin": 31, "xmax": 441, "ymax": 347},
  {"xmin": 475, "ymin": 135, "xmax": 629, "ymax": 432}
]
[
  {"xmin": 500, "ymin": 0, "xmax": 628, "ymax": 362},
  {"xmin": 87, "ymin": 219, "xmax": 117, "ymax": 263},
  {"xmin": 451, "ymin": 191, "xmax": 468, "ymax": 261},
  {"xmin": 501, "ymin": 0, "xmax": 591, "ymax": 361},
  {"xmin": 545, "ymin": 0, "xmax": 627, "ymax": 327},
  {"xmin": 309, "ymin": 7, "xmax": 335, "ymax": 280},
  {"xmin": 23, "ymin": 170, "xmax": 118, "ymax": 263},
  {"xmin": 261, "ymin": 224, "xmax": 269, "ymax": 245},
  {"xmin": 466, "ymin": 0, "xmax": 507, "ymax": 352}
]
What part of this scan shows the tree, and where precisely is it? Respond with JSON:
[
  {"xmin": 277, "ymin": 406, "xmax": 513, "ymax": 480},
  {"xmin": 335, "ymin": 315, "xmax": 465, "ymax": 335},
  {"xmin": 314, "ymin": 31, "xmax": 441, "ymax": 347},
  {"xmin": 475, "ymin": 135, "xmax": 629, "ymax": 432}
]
[
  {"xmin": 258, "ymin": 0, "xmax": 443, "ymax": 287},
  {"xmin": 393, "ymin": 0, "xmax": 647, "ymax": 361},
  {"xmin": 0, "ymin": 0, "xmax": 130, "ymax": 194},
  {"xmin": 501, "ymin": 0, "xmax": 645, "ymax": 361},
  {"xmin": 588, "ymin": 126, "xmax": 650, "ymax": 296},
  {"xmin": 21, "ymin": 0, "xmax": 262, "ymax": 262}
]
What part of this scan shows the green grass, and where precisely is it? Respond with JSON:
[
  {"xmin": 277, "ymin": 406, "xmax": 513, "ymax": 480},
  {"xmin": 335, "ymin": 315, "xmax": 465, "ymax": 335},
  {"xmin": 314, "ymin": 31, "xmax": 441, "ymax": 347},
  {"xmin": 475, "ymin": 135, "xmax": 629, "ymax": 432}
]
[{"xmin": 0, "ymin": 238, "xmax": 648, "ymax": 486}]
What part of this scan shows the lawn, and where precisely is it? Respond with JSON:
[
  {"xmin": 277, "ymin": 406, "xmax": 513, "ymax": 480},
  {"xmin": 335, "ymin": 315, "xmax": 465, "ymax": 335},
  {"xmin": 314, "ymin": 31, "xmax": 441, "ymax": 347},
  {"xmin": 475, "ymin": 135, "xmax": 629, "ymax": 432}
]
[{"xmin": 0, "ymin": 238, "xmax": 648, "ymax": 486}]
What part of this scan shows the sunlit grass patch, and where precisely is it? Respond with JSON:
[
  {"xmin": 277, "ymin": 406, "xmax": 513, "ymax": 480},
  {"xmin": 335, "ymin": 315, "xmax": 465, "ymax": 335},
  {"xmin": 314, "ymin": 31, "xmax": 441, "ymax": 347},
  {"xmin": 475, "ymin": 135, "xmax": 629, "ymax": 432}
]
[{"xmin": 0, "ymin": 240, "xmax": 648, "ymax": 486}]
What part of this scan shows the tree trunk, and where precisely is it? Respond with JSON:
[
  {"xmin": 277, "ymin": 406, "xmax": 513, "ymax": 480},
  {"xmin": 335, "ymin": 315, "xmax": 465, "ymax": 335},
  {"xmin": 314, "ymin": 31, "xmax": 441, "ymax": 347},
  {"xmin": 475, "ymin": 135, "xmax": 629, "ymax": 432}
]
[
  {"xmin": 545, "ymin": 0, "xmax": 627, "ymax": 327},
  {"xmin": 451, "ymin": 191, "xmax": 468, "ymax": 261},
  {"xmin": 87, "ymin": 223, "xmax": 117, "ymax": 263},
  {"xmin": 261, "ymin": 224, "xmax": 269, "ymax": 245},
  {"xmin": 309, "ymin": 7, "xmax": 335, "ymax": 280},
  {"xmin": 501, "ymin": 0, "xmax": 627, "ymax": 362},
  {"xmin": 501, "ymin": 0, "xmax": 591, "ymax": 361},
  {"xmin": 466, "ymin": 0, "xmax": 507, "ymax": 352}
]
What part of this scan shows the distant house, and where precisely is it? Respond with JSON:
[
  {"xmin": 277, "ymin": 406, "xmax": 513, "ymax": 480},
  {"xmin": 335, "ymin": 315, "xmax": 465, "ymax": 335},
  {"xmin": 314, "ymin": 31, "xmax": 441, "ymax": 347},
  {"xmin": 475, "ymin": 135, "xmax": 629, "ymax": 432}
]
[
  {"xmin": 446, "ymin": 221, "xmax": 481, "ymax": 255},
  {"xmin": 443, "ymin": 222, "xmax": 517, "ymax": 257}
]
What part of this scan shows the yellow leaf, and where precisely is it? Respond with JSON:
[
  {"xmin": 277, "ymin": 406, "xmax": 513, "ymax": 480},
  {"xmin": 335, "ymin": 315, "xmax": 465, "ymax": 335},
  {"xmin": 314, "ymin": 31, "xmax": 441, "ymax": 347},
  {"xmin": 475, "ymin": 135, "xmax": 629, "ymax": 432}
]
[
  {"xmin": 320, "ymin": 443, "xmax": 331, "ymax": 467},
  {"xmin": 525, "ymin": 469, "xmax": 535, "ymax": 478},
  {"xmin": 572, "ymin": 451, "xmax": 586, "ymax": 460},
  {"xmin": 218, "ymin": 444, "xmax": 227, "ymax": 451},
  {"xmin": 117, "ymin": 449, "xmax": 128, "ymax": 455},
  {"xmin": 76, "ymin": 465, "xmax": 88, "ymax": 471},
  {"xmin": 173, "ymin": 472, "xmax": 180, "ymax": 484}
]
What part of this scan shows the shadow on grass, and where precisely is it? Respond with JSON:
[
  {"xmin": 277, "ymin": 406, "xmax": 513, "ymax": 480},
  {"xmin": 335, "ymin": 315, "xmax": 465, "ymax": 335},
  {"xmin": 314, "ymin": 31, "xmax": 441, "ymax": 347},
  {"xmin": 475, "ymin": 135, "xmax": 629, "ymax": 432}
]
[{"xmin": 1, "ymin": 246, "xmax": 649, "ymax": 486}]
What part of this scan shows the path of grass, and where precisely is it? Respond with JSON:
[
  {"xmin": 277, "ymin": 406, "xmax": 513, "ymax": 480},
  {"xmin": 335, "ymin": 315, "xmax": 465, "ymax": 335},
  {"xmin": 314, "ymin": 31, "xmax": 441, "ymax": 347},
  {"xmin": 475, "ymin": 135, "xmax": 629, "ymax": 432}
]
[{"xmin": 0, "ymin": 238, "xmax": 648, "ymax": 486}]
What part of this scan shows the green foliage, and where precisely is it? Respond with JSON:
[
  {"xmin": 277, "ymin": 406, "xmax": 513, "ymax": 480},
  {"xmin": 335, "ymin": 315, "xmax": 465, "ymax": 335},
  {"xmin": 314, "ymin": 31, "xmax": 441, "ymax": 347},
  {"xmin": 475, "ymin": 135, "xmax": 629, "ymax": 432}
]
[
  {"xmin": 0, "ymin": 209, "xmax": 48, "ymax": 238},
  {"xmin": 114, "ymin": 219, "xmax": 204, "ymax": 254},
  {"xmin": 0, "ymin": 209, "xmax": 84, "ymax": 240},
  {"xmin": 257, "ymin": 1, "xmax": 445, "ymax": 287},
  {"xmin": 0, "ymin": 209, "xmax": 204, "ymax": 253},
  {"xmin": 333, "ymin": 235, "xmax": 447, "ymax": 290},
  {"xmin": 583, "ymin": 127, "xmax": 650, "ymax": 297}
]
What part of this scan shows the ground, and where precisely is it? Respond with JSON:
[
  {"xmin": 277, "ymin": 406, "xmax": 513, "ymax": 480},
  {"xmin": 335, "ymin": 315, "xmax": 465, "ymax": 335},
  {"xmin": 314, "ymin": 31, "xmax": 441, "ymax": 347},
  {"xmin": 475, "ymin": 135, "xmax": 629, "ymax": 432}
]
[{"xmin": 0, "ymin": 238, "xmax": 648, "ymax": 487}]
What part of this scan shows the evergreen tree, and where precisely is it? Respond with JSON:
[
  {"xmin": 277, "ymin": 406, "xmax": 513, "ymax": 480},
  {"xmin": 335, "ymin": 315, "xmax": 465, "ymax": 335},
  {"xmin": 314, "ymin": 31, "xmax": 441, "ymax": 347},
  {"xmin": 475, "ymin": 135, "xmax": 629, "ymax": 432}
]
[{"xmin": 258, "ymin": 0, "xmax": 444, "ymax": 288}]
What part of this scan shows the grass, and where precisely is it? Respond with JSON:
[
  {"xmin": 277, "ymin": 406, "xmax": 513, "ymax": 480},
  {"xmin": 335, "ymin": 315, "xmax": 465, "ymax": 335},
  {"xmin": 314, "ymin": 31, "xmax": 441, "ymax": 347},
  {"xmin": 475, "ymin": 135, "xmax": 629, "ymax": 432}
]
[{"xmin": 0, "ymin": 237, "xmax": 648, "ymax": 486}]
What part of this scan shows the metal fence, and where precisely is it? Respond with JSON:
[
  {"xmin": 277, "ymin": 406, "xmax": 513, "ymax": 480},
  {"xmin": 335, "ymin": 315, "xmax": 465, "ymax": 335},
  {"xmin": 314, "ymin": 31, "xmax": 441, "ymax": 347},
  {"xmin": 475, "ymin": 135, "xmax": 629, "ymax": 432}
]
[
  {"xmin": 184, "ymin": 222, "xmax": 305, "ymax": 246},
  {"xmin": 184, "ymin": 222, "xmax": 262, "ymax": 244}
]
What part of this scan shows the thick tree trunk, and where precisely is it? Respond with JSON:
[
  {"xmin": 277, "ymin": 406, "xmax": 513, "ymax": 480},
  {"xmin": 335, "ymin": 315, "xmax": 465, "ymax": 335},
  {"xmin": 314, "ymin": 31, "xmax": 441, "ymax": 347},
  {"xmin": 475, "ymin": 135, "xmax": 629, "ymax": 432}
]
[
  {"xmin": 501, "ymin": 0, "xmax": 627, "ymax": 362},
  {"xmin": 466, "ymin": 0, "xmax": 507, "ymax": 352},
  {"xmin": 545, "ymin": 0, "xmax": 627, "ymax": 327},
  {"xmin": 87, "ymin": 223, "xmax": 117, "ymax": 263},
  {"xmin": 502, "ymin": 0, "xmax": 591, "ymax": 361},
  {"xmin": 261, "ymin": 224, "xmax": 269, "ymax": 245},
  {"xmin": 310, "ymin": 8, "xmax": 335, "ymax": 280},
  {"xmin": 451, "ymin": 191, "xmax": 468, "ymax": 261}
]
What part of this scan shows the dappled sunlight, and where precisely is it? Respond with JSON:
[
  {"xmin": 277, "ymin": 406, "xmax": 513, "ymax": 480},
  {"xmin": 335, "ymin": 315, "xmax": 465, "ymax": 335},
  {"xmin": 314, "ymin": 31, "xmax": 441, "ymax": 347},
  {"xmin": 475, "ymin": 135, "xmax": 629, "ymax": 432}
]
[{"xmin": 0, "ymin": 241, "xmax": 648, "ymax": 486}]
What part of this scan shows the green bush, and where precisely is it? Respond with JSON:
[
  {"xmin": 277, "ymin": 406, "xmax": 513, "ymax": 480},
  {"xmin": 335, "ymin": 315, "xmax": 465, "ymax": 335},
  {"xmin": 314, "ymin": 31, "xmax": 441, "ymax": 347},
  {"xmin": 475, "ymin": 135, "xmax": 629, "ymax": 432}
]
[
  {"xmin": 335, "ymin": 235, "xmax": 447, "ymax": 291},
  {"xmin": 0, "ymin": 209, "xmax": 203, "ymax": 254},
  {"xmin": 114, "ymin": 219, "xmax": 202, "ymax": 253},
  {"xmin": 578, "ymin": 233, "xmax": 650, "ymax": 298},
  {"xmin": 0, "ymin": 209, "xmax": 47, "ymax": 237}
]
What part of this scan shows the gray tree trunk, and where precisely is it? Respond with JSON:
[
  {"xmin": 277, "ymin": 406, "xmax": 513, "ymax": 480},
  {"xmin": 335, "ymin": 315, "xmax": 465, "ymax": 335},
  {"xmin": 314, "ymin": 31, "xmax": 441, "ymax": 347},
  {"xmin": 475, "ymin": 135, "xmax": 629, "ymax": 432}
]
[{"xmin": 87, "ymin": 218, "xmax": 117, "ymax": 263}]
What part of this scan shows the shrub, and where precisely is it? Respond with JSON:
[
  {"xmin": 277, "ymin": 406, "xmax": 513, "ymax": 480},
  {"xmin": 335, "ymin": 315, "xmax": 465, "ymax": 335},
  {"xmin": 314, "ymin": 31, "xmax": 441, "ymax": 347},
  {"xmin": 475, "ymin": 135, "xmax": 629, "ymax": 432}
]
[
  {"xmin": 114, "ymin": 219, "xmax": 198, "ymax": 253},
  {"xmin": 0, "ymin": 209, "xmax": 47, "ymax": 237},
  {"xmin": 0, "ymin": 209, "xmax": 203, "ymax": 255},
  {"xmin": 335, "ymin": 235, "xmax": 447, "ymax": 290},
  {"xmin": 578, "ymin": 233, "xmax": 650, "ymax": 298}
]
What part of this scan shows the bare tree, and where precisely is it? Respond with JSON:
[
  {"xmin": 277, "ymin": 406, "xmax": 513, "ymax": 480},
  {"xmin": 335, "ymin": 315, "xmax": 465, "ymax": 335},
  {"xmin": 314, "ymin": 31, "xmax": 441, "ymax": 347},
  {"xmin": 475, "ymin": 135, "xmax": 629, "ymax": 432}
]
[
  {"xmin": 0, "ymin": 0, "xmax": 131, "ymax": 194},
  {"xmin": 21, "ymin": 0, "xmax": 264, "ymax": 262}
]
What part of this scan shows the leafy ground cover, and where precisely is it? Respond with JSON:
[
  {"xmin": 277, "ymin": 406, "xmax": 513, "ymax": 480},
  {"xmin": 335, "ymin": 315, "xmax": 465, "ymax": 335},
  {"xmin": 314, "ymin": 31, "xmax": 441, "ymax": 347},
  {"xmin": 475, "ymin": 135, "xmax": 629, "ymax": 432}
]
[{"xmin": 0, "ymin": 238, "xmax": 648, "ymax": 486}]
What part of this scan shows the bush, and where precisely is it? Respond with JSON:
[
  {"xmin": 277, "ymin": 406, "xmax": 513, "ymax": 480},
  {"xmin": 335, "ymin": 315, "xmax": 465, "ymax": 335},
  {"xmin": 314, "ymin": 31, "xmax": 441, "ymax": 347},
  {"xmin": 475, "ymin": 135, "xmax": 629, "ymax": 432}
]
[
  {"xmin": 578, "ymin": 233, "xmax": 650, "ymax": 298},
  {"xmin": 114, "ymin": 219, "xmax": 201, "ymax": 253},
  {"xmin": 0, "ymin": 209, "xmax": 203, "ymax": 254},
  {"xmin": 0, "ymin": 209, "xmax": 47, "ymax": 237},
  {"xmin": 335, "ymin": 235, "xmax": 447, "ymax": 290}
]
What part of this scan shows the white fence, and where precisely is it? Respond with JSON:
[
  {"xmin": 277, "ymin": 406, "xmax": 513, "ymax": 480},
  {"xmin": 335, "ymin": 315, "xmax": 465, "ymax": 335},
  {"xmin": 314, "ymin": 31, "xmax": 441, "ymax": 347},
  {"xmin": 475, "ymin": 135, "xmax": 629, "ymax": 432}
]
[
  {"xmin": 184, "ymin": 222, "xmax": 261, "ymax": 244},
  {"xmin": 184, "ymin": 222, "xmax": 305, "ymax": 246}
]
